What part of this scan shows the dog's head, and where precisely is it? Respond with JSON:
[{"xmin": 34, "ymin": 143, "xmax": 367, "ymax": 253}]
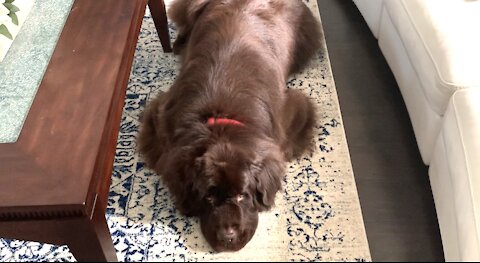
[{"xmin": 193, "ymin": 137, "xmax": 285, "ymax": 251}]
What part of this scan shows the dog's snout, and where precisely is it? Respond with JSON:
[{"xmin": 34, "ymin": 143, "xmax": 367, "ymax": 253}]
[
  {"xmin": 224, "ymin": 227, "xmax": 236, "ymax": 238},
  {"xmin": 218, "ymin": 226, "xmax": 238, "ymax": 243}
]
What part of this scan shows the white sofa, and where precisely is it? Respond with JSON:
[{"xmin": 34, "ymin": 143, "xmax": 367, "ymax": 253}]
[
  {"xmin": 352, "ymin": 0, "xmax": 480, "ymax": 261},
  {"xmin": 429, "ymin": 89, "xmax": 480, "ymax": 261}
]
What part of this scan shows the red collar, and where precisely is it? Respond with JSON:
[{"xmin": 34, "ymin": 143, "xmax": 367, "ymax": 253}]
[{"xmin": 207, "ymin": 117, "xmax": 245, "ymax": 127}]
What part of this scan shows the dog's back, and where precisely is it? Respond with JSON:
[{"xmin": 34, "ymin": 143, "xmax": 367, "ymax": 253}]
[
  {"xmin": 165, "ymin": 0, "xmax": 322, "ymax": 143},
  {"xmin": 170, "ymin": 0, "xmax": 322, "ymax": 77}
]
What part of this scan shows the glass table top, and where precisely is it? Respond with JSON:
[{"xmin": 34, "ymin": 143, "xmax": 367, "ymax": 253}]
[{"xmin": 0, "ymin": 0, "xmax": 74, "ymax": 143}]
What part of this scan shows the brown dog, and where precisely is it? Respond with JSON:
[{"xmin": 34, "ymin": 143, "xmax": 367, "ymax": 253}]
[{"xmin": 138, "ymin": 0, "xmax": 322, "ymax": 252}]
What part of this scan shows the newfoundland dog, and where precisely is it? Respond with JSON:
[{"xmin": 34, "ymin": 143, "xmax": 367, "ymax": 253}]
[{"xmin": 138, "ymin": 0, "xmax": 322, "ymax": 252}]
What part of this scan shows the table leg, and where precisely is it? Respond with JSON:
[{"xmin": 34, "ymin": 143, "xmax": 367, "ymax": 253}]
[
  {"xmin": 148, "ymin": 0, "xmax": 173, "ymax": 53},
  {"xmin": 0, "ymin": 211, "xmax": 117, "ymax": 262},
  {"xmin": 66, "ymin": 208, "xmax": 117, "ymax": 262}
]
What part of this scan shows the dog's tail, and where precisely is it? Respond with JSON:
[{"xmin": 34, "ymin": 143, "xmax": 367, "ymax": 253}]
[
  {"xmin": 289, "ymin": 3, "xmax": 323, "ymax": 75},
  {"xmin": 281, "ymin": 89, "xmax": 316, "ymax": 161}
]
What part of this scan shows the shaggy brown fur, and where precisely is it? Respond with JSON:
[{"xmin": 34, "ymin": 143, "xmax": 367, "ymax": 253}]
[{"xmin": 138, "ymin": 0, "xmax": 322, "ymax": 252}]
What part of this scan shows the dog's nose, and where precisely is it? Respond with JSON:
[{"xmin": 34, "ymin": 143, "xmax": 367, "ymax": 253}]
[{"xmin": 218, "ymin": 227, "xmax": 237, "ymax": 243}]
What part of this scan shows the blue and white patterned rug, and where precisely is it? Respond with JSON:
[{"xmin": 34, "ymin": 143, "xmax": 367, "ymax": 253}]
[{"xmin": 0, "ymin": 0, "xmax": 371, "ymax": 261}]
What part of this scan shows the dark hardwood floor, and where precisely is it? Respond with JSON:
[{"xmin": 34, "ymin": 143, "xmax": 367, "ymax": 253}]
[{"xmin": 316, "ymin": 0, "xmax": 445, "ymax": 261}]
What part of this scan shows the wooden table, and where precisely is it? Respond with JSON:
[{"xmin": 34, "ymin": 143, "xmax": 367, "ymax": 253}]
[{"xmin": 0, "ymin": 0, "xmax": 170, "ymax": 261}]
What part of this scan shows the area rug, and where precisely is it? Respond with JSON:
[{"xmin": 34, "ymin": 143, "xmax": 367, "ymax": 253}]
[{"xmin": 0, "ymin": 0, "xmax": 371, "ymax": 261}]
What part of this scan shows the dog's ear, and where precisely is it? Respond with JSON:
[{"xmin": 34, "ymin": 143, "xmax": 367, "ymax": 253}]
[
  {"xmin": 250, "ymin": 144, "xmax": 285, "ymax": 212},
  {"xmin": 192, "ymin": 154, "xmax": 215, "ymax": 196},
  {"xmin": 158, "ymin": 145, "xmax": 208, "ymax": 216}
]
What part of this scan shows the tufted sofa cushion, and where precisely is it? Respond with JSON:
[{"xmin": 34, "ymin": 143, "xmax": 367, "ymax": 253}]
[
  {"xmin": 384, "ymin": 0, "xmax": 480, "ymax": 116},
  {"xmin": 371, "ymin": 0, "xmax": 480, "ymax": 163}
]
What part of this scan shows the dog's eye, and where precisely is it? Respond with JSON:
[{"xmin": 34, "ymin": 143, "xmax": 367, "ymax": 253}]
[
  {"xmin": 206, "ymin": 195, "xmax": 215, "ymax": 204},
  {"xmin": 236, "ymin": 193, "xmax": 246, "ymax": 202}
]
